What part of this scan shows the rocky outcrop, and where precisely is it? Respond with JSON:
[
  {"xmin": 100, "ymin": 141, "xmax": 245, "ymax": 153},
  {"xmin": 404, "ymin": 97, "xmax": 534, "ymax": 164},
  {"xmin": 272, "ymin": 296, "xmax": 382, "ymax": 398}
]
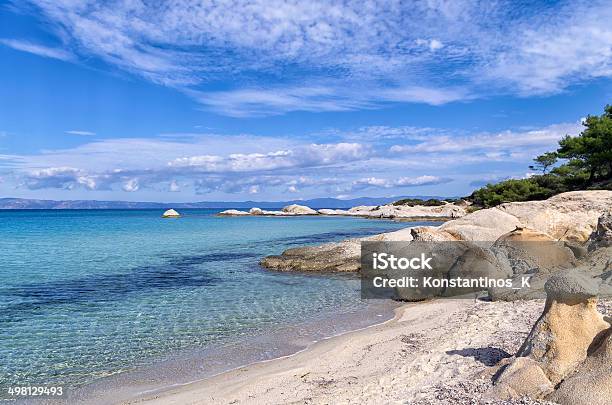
[
  {"xmin": 282, "ymin": 204, "xmax": 318, "ymax": 215},
  {"xmin": 260, "ymin": 240, "xmax": 362, "ymax": 272},
  {"xmin": 498, "ymin": 190, "xmax": 612, "ymax": 243},
  {"xmin": 488, "ymin": 269, "xmax": 611, "ymax": 402},
  {"xmin": 346, "ymin": 203, "xmax": 466, "ymax": 219},
  {"xmin": 217, "ymin": 209, "xmax": 250, "ymax": 216},
  {"xmin": 261, "ymin": 191, "xmax": 612, "ymax": 274}
]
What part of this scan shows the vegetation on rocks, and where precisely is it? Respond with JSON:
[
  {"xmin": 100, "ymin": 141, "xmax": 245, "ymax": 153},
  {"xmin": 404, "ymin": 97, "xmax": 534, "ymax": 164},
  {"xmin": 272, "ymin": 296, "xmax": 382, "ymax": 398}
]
[
  {"xmin": 392, "ymin": 198, "xmax": 455, "ymax": 206},
  {"xmin": 470, "ymin": 105, "xmax": 612, "ymax": 208}
]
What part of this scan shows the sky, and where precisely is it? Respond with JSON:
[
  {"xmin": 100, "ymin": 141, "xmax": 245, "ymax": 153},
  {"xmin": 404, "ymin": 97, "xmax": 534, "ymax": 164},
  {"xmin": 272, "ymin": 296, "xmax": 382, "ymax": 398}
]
[{"xmin": 0, "ymin": 0, "xmax": 611, "ymax": 202}]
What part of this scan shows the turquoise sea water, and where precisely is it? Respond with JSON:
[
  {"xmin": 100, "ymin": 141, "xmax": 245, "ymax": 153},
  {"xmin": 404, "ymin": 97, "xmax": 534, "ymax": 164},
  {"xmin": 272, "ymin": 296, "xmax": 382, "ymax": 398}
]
[{"xmin": 0, "ymin": 209, "xmax": 420, "ymax": 395}]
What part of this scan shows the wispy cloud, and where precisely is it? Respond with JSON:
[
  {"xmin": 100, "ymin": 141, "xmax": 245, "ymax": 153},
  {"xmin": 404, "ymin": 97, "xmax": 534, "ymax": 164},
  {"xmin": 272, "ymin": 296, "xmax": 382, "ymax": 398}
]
[
  {"xmin": 10, "ymin": 0, "xmax": 610, "ymax": 116},
  {"xmin": 350, "ymin": 176, "xmax": 452, "ymax": 191},
  {"xmin": 1, "ymin": 120, "xmax": 584, "ymax": 197},
  {"xmin": 0, "ymin": 38, "xmax": 72, "ymax": 61},
  {"xmin": 65, "ymin": 130, "xmax": 96, "ymax": 136}
]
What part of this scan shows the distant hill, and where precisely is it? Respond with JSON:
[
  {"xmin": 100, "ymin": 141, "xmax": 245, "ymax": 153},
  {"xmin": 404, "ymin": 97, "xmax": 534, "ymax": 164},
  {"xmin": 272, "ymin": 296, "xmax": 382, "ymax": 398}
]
[{"xmin": 0, "ymin": 196, "xmax": 452, "ymax": 210}]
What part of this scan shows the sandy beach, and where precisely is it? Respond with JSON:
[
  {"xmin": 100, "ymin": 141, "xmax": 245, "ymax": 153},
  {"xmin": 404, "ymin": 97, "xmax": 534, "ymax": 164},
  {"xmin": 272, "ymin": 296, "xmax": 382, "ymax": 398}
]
[{"xmin": 126, "ymin": 298, "xmax": 551, "ymax": 405}]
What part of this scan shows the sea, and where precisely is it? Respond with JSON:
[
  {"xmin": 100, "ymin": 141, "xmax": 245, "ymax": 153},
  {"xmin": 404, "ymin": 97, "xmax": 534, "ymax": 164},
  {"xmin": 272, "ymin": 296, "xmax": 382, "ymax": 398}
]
[{"xmin": 0, "ymin": 209, "xmax": 434, "ymax": 402}]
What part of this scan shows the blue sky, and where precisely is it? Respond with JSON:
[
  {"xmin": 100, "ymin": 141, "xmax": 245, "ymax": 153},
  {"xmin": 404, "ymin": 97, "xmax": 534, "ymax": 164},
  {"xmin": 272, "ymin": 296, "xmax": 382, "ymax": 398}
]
[{"xmin": 0, "ymin": 0, "xmax": 611, "ymax": 202}]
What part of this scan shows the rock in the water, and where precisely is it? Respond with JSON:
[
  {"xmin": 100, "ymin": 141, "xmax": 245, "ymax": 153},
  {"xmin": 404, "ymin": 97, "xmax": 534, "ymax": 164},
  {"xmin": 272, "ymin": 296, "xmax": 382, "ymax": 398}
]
[
  {"xmin": 515, "ymin": 270, "xmax": 610, "ymax": 384},
  {"xmin": 162, "ymin": 209, "xmax": 180, "ymax": 218},
  {"xmin": 282, "ymin": 204, "xmax": 318, "ymax": 215},
  {"xmin": 547, "ymin": 328, "xmax": 612, "ymax": 405},
  {"xmin": 249, "ymin": 207, "xmax": 265, "ymax": 215},
  {"xmin": 260, "ymin": 240, "xmax": 361, "ymax": 272},
  {"xmin": 217, "ymin": 209, "xmax": 250, "ymax": 216}
]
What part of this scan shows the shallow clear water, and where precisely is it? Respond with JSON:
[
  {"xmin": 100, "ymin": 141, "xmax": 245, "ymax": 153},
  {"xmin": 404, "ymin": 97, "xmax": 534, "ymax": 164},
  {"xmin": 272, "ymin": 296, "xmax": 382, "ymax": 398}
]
[{"xmin": 0, "ymin": 209, "xmax": 420, "ymax": 391}]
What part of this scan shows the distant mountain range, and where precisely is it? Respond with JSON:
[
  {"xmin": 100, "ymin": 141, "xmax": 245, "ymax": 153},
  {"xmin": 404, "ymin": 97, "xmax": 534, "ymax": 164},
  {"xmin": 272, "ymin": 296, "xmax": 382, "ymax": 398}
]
[{"xmin": 0, "ymin": 196, "xmax": 451, "ymax": 210}]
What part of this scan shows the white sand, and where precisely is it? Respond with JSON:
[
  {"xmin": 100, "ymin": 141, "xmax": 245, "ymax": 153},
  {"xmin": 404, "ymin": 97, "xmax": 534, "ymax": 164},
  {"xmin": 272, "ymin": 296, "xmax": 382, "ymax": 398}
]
[{"xmin": 125, "ymin": 299, "xmax": 546, "ymax": 404}]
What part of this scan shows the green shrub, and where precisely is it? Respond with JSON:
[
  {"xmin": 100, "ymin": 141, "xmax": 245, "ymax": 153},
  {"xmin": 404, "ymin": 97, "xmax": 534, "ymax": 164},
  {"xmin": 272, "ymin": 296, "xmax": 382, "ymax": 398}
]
[{"xmin": 392, "ymin": 198, "xmax": 445, "ymax": 207}]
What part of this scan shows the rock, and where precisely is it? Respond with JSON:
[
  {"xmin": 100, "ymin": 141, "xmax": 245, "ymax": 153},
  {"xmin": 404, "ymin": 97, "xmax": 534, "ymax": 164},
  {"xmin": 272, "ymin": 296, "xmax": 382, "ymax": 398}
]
[
  {"xmin": 260, "ymin": 227, "xmax": 418, "ymax": 273},
  {"xmin": 249, "ymin": 207, "xmax": 265, "ymax": 215},
  {"xmin": 261, "ymin": 210, "xmax": 290, "ymax": 216},
  {"xmin": 281, "ymin": 204, "xmax": 318, "ymax": 215},
  {"xmin": 515, "ymin": 269, "xmax": 610, "ymax": 384},
  {"xmin": 410, "ymin": 226, "xmax": 457, "ymax": 241},
  {"xmin": 162, "ymin": 209, "xmax": 180, "ymax": 218},
  {"xmin": 498, "ymin": 190, "xmax": 612, "ymax": 243},
  {"xmin": 217, "ymin": 209, "xmax": 249, "ymax": 216},
  {"xmin": 438, "ymin": 207, "xmax": 521, "ymax": 244},
  {"xmin": 261, "ymin": 191, "xmax": 612, "ymax": 277},
  {"xmin": 547, "ymin": 328, "xmax": 612, "ymax": 405},
  {"xmin": 347, "ymin": 203, "xmax": 467, "ymax": 219},
  {"xmin": 487, "ymin": 357, "xmax": 554, "ymax": 400},
  {"xmin": 488, "ymin": 268, "xmax": 610, "ymax": 402},
  {"xmin": 260, "ymin": 240, "xmax": 361, "ymax": 272},
  {"xmin": 318, "ymin": 208, "xmax": 352, "ymax": 215},
  {"xmin": 491, "ymin": 227, "xmax": 576, "ymax": 276},
  {"xmin": 588, "ymin": 211, "xmax": 612, "ymax": 249}
]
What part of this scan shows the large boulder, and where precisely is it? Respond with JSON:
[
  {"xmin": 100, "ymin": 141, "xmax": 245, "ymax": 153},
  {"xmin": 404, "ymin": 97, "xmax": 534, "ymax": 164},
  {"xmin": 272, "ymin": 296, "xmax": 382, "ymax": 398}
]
[
  {"xmin": 437, "ymin": 207, "xmax": 521, "ymax": 243},
  {"xmin": 282, "ymin": 204, "xmax": 318, "ymax": 215},
  {"xmin": 491, "ymin": 227, "xmax": 576, "ymax": 277},
  {"xmin": 249, "ymin": 207, "xmax": 265, "ymax": 215},
  {"xmin": 498, "ymin": 190, "xmax": 612, "ymax": 243}
]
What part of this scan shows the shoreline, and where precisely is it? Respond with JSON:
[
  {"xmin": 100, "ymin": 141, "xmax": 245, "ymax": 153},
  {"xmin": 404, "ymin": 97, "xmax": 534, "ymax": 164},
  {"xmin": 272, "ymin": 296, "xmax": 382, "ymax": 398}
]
[
  {"xmin": 59, "ymin": 298, "xmax": 401, "ymax": 405},
  {"xmin": 123, "ymin": 298, "xmax": 548, "ymax": 405}
]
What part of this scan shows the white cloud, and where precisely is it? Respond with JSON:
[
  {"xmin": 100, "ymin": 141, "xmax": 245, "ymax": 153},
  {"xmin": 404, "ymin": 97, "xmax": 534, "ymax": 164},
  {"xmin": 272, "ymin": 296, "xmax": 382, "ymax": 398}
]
[
  {"xmin": 22, "ymin": 167, "xmax": 99, "ymax": 190},
  {"xmin": 350, "ymin": 175, "xmax": 451, "ymax": 191},
  {"xmin": 388, "ymin": 122, "xmax": 582, "ymax": 159},
  {"xmin": 0, "ymin": 38, "xmax": 72, "ymax": 61},
  {"xmin": 192, "ymin": 85, "xmax": 467, "ymax": 116},
  {"xmin": 169, "ymin": 180, "xmax": 180, "ymax": 192},
  {"xmin": 122, "ymin": 178, "xmax": 139, "ymax": 192},
  {"xmin": 12, "ymin": 0, "xmax": 610, "ymax": 115},
  {"xmin": 65, "ymin": 130, "xmax": 96, "ymax": 136},
  {"xmin": 3, "ymin": 120, "xmax": 584, "ymax": 197},
  {"xmin": 168, "ymin": 143, "xmax": 368, "ymax": 172}
]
